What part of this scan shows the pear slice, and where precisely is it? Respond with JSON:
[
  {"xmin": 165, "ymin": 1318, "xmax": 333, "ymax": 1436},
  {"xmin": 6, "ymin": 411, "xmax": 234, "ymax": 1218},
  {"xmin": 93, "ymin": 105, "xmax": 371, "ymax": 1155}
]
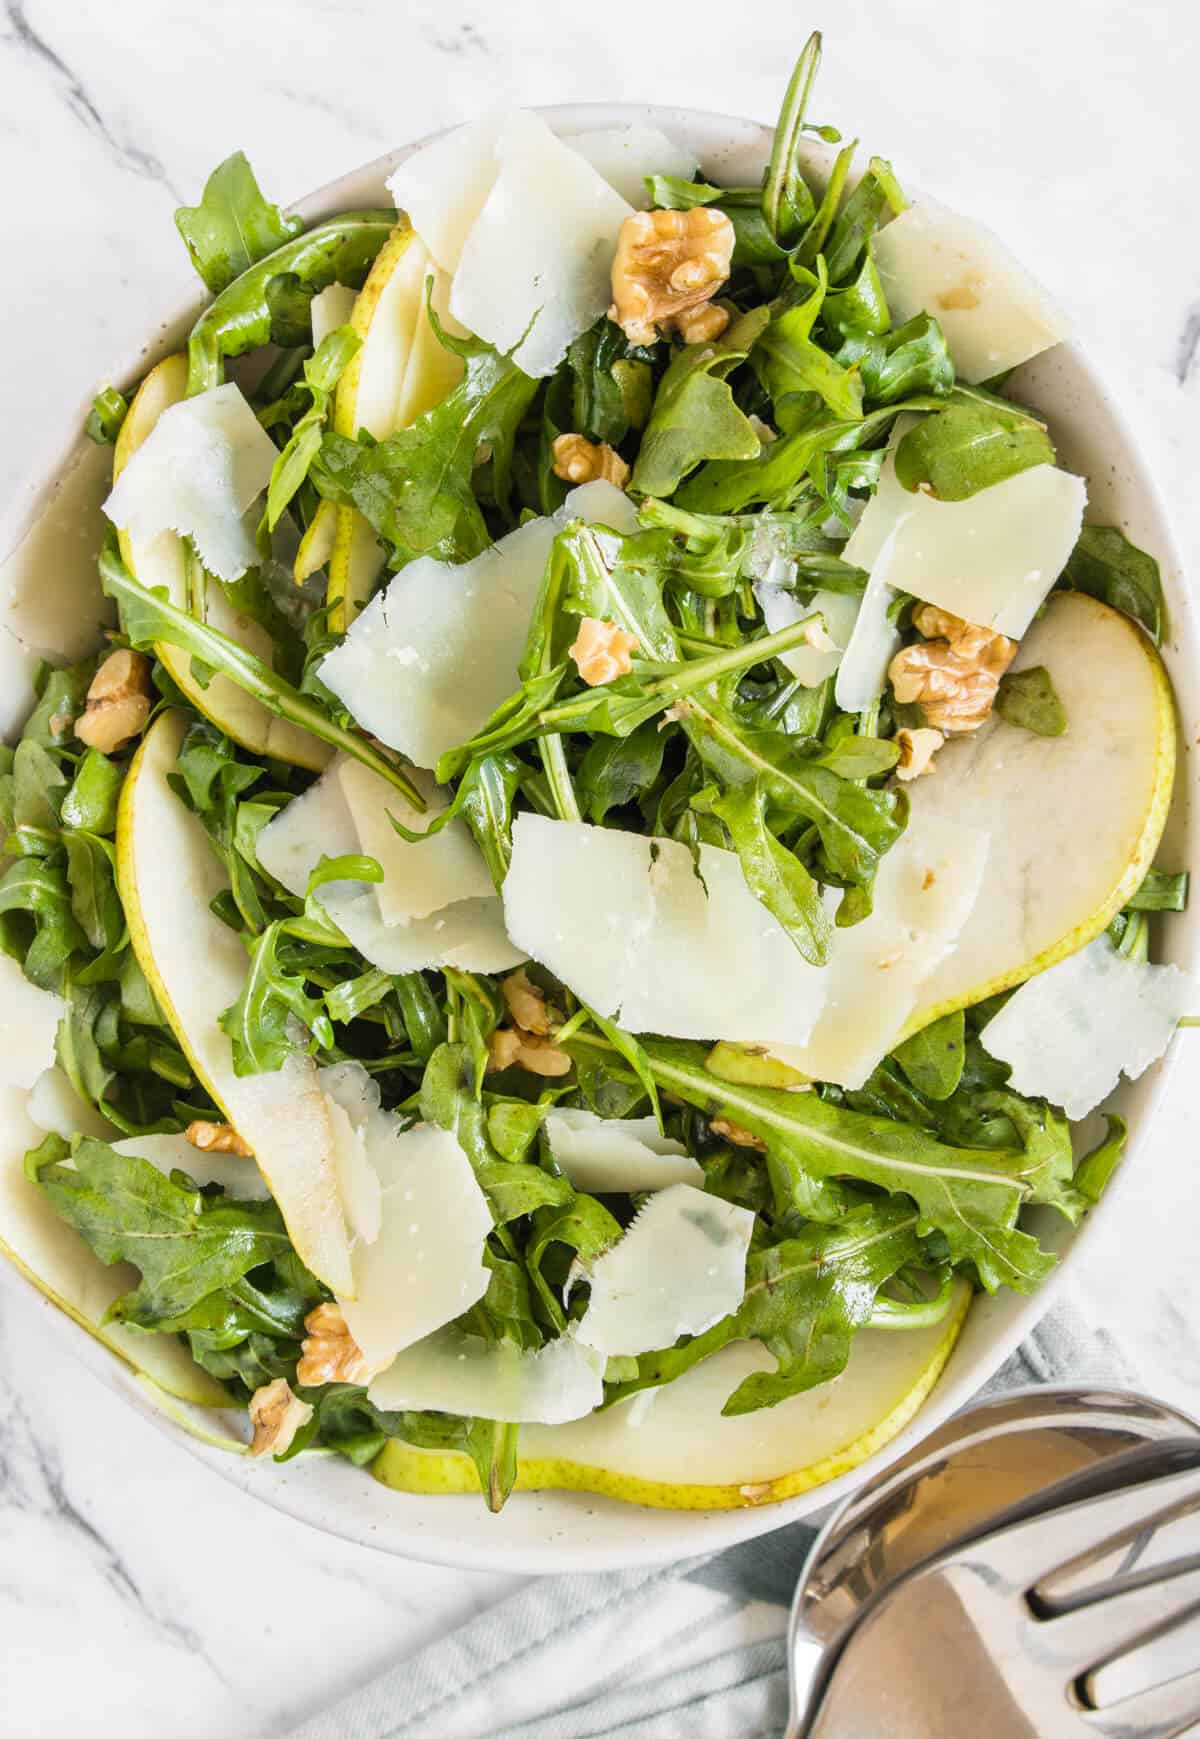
[
  {"xmin": 373, "ymin": 1279, "xmax": 970, "ymax": 1509},
  {"xmin": 116, "ymin": 711, "xmax": 353, "ymax": 1295},
  {"xmin": 114, "ymin": 356, "xmax": 328, "ymax": 770},
  {"xmin": 327, "ymin": 222, "xmax": 464, "ymax": 630},
  {"xmin": 0, "ymin": 1083, "xmax": 230, "ymax": 1406},
  {"xmin": 904, "ymin": 590, "xmax": 1175, "ymax": 1034}
]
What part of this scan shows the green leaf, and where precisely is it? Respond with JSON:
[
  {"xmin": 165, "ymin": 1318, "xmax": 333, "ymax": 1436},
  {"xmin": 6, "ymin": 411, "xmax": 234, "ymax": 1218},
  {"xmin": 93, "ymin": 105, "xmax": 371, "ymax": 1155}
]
[
  {"xmin": 186, "ymin": 210, "xmax": 392, "ymax": 395},
  {"xmin": 1074, "ymin": 1114, "xmax": 1127, "ymax": 1204},
  {"xmin": 99, "ymin": 535, "xmax": 425, "ymax": 807},
  {"xmin": 56, "ymin": 979, "xmax": 116, "ymax": 1110},
  {"xmin": 13, "ymin": 738, "xmax": 66, "ymax": 833},
  {"xmin": 312, "ymin": 328, "xmax": 538, "ymax": 565},
  {"xmin": 995, "ymin": 666, "xmax": 1067, "ymax": 736},
  {"xmin": 822, "ymin": 246, "xmax": 890, "ymax": 341},
  {"xmin": 761, "ymin": 33, "xmax": 822, "ymax": 246},
  {"xmin": 264, "ymin": 326, "xmax": 361, "ymax": 531},
  {"xmin": 0, "ymin": 857, "xmax": 86, "ymax": 988},
  {"xmin": 631, "ymin": 308, "xmax": 770, "ymax": 497},
  {"xmin": 61, "ymin": 749, "xmax": 124, "ymax": 834},
  {"xmin": 1061, "ymin": 525, "xmax": 1165, "ymax": 644},
  {"xmin": 756, "ymin": 264, "xmax": 865, "ymax": 422},
  {"xmin": 475, "ymin": 1160, "xmax": 572, "ymax": 1224},
  {"xmin": 838, "ymin": 313, "xmax": 955, "ymax": 406},
  {"xmin": 63, "ymin": 831, "xmax": 123, "ymax": 952},
  {"xmin": 566, "ymin": 321, "xmax": 648, "ymax": 447},
  {"xmin": 823, "ymin": 156, "xmax": 908, "ymax": 283},
  {"xmin": 576, "ymin": 722, "xmax": 667, "ymax": 824},
  {"xmin": 895, "ymin": 400, "xmax": 1055, "ymax": 500},
  {"xmin": 891, "ymin": 1010, "xmax": 966, "ymax": 1101},
  {"xmin": 419, "ymin": 1041, "xmax": 501, "ymax": 1177},
  {"xmin": 527, "ymin": 1193, "xmax": 621, "ymax": 1330},
  {"xmin": 36, "ymin": 1135, "xmax": 291, "ymax": 1328},
  {"xmin": 85, "ymin": 386, "xmax": 129, "ymax": 446},
  {"xmin": 175, "ymin": 151, "xmax": 305, "ymax": 295},
  {"xmin": 218, "ymin": 921, "xmax": 334, "ymax": 1075},
  {"xmin": 569, "ymin": 1032, "xmax": 1061, "ymax": 1293},
  {"xmin": 486, "ymin": 1100, "xmax": 545, "ymax": 1164},
  {"xmin": 711, "ymin": 779, "xmax": 832, "ymax": 966},
  {"xmin": 393, "ymin": 973, "xmax": 448, "ymax": 1062}
]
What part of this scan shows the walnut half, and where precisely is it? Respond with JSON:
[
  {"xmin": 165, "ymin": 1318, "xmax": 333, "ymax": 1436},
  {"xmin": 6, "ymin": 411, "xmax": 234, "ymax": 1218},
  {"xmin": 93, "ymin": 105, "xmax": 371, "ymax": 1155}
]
[
  {"xmin": 568, "ymin": 617, "xmax": 639, "ymax": 687},
  {"xmin": 894, "ymin": 726, "xmax": 945, "ymax": 781},
  {"xmin": 248, "ymin": 1378, "xmax": 313, "ymax": 1457},
  {"xmin": 75, "ymin": 649, "xmax": 153, "ymax": 753},
  {"xmin": 888, "ymin": 606, "xmax": 1016, "ymax": 733},
  {"xmin": 296, "ymin": 1302, "xmax": 374, "ymax": 1387},
  {"xmin": 551, "ymin": 433, "xmax": 630, "ymax": 489},
  {"xmin": 610, "ymin": 207, "xmax": 735, "ymax": 346}
]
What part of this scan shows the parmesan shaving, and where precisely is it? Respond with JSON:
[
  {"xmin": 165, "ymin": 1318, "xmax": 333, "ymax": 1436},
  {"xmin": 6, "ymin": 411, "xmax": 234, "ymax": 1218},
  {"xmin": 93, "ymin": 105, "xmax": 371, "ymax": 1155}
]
[
  {"xmin": 544, "ymin": 1108, "xmax": 703, "ymax": 1193},
  {"xmin": 369, "ymin": 1328, "xmax": 605, "ymax": 1425}
]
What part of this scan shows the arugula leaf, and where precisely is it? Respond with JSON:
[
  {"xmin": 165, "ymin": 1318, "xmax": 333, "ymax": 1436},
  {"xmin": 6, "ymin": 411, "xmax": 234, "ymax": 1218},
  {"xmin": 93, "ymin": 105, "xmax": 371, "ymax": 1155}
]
[
  {"xmin": 569, "ymin": 1032, "xmax": 1062, "ymax": 1293},
  {"xmin": 1127, "ymin": 868, "xmax": 1189, "ymax": 912},
  {"xmin": 527, "ymin": 1194, "xmax": 621, "ymax": 1331},
  {"xmin": 63, "ymin": 832, "xmax": 123, "ymax": 953},
  {"xmin": 99, "ymin": 536, "xmax": 425, "ymax": 807},
  {"xmin": 312, "ymin": 329, "xmax": 538, "ymax": 566},
  {"xmin": 32, "ymin": 1134, "xmax": 291, "ymax": 1329},
  {"xmin": 566, "ymin": 321, "xmax": 650, "ymax": 446},
  {"xmin": 85, "ymin": 386, "xmax": 129, "ymax": 446},
  {"xmin": 892, "ymin": 1010, "xmax": 966, "ymax": 1101},
  {"xmin": 61, "ymin": 748, "xmax": 124, "ymax": 834},
  {"xmin": 712, "ymin": 778, "xmax": 832, "ymax": 965},
  {"xmin": 1061, "ymin": 525, "xmax": 1165, "ymax": 644},
  {"xmin": 1074, "ymin": 1114, "xmax": 1127, "ymax": 1204},
  {"xmin": 632, "ymin": 308, "xmax": 770, "ymax": 497},
  {"xmin": 761, "ymin": 33, "xmax": 823, "ymax": 246},
  {"xmin": 995, "ymin": 666, "xmax": 1067, "ymax": 736},
  {"xmin": 823, "ymin": 156, "xmax": 907, "ymax": 283},
  {"xmin": 264, "ymin": 326, "xmax": 361, "ymax": 531},
  {"xmin": 822, "ymin": 246, "xmax": 890, "ymax": 341},
  {"xmin": 757, "ymin": 269, "xmax": 865, "ymax": 422},
  {"xmin": 838, "ymin": 313, "xmax": 954, "ymax": 405},
  {"xmin": 186, "ymin": 211, "xmax": 392, "ymax": 395},
  {"xmin": 175, "ymin": 151, "xmax": 305, "ymax": 295},
  {"xmin": 895, "ymin": 400, "xmax": 1055, "ymax": 500},
  {"xmin": 0, "ymin": 857, "xmax": 86, "ymax": 989},
  {"xmin": 219, "ymin": 920, "xmax": 334, "ymax": 1074},
  {"xmin": 576, "ymin": 722, "xmax": 667, "ymax": 824}
]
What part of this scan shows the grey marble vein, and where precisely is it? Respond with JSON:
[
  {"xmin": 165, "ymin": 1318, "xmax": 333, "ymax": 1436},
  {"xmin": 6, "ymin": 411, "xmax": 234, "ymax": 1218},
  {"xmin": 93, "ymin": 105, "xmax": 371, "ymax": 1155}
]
[
  {"xmin": 1175, "ymin": 304, "xmax": 1200, "ymax": 385},
  {"xmin": 4, "ymin": 0, "xmax": 182, "ymax": 197}
]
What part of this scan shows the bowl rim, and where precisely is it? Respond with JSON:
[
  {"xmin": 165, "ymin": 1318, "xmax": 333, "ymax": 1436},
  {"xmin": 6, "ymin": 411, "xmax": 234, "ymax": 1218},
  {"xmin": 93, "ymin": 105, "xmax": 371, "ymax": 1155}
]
[{"xmin": 1, "ymin": 100, "xmax": 1195, "ymax": 1575}]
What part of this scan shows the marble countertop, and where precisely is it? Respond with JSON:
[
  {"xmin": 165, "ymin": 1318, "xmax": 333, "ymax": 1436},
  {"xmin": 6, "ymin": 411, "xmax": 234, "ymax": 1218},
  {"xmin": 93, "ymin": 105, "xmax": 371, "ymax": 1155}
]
[{"xmin": 2, "ymin": 1, "xmax": 1198, "ymax": 1733}]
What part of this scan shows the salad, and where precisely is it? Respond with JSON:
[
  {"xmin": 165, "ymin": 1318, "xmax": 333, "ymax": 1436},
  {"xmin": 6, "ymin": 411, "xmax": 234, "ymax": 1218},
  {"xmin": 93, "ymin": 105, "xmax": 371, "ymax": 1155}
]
[{"xmin": 0, "ymin": 36, "xmax": 1191, "ymax": 1513}]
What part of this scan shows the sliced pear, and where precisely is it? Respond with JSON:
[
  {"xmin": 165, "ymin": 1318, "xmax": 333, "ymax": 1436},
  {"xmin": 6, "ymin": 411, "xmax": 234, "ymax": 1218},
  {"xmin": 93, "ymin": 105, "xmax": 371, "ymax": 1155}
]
[
  {"xmin": 904, "ymin": 590, "xmax": 1175, "ymax": 1033},
  {"xmin": 373, "ymin": 1278, "xmax": 970, "ymax": 1509},
  {"xmin": 0, "ymin": 1083, "xmax": 230, "ymax": 1406},
  {"xmin": 293, "ymin": 500, "xmax": 338, "ymax": 584},
  {"xmin": 114, "ymin": 356, "xmax": 328, "ymax": 770},
  {"xmin": 116, "ymin": 711, "xmax": 353, "ymax": 1294},
  {"xmin": 327, "ymin": 221, "xmax": 464, "ymax": 630}
]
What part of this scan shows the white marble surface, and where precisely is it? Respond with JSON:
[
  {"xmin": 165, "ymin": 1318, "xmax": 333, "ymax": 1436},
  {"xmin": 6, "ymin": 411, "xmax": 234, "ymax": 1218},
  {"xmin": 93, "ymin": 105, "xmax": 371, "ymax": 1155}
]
[{"xmin": 1, "ymin": 1, "xmax": 1199, "ymax": 1733}]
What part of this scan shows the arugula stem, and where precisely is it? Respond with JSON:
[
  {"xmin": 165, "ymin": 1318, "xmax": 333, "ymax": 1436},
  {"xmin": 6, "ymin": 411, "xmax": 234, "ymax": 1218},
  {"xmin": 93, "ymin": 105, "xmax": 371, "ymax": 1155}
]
[
  {"xmin": 762, "ymin": 32, "xmax": 822, "ymax": 245},
  {"xmin": 869, "ymin": 1270, "xmax": 954, "ymax": 1330},
  {"xmin": 100, "ymin": 544, "xmax": 426, "ymax": 809}
]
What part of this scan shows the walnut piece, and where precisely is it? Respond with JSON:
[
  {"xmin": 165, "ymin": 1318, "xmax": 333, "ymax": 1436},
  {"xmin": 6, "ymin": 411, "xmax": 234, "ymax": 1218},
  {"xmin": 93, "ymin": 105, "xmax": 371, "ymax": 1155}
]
[
  {"xmin": 569, "ymin": 616, "xmax": 639, "ymax": 686},
  {"xmin": 186, "ymin": 1119, "xmax": 254, "ymax": 1158},
  {"xmin": 500, "ymin": 967, "xmax": 554, "ymax": 1036},
  {"xmin": 75, "ymin": 649, "xmax": 153, "ymax": 753},
  {"xmin": 889, "ymin": 605, "xmax": 1017, "ymax": 733},
  {"xmin": 487, "ymin": 1028, "xmax": 572, "ymax": 1078},
  {"xmin": 551, "ymin": 433, "xmax": 630, "ymax": 489},
  {"xmin": 248, "ymin": 1378, "xmax": 313, "ymax": 1457},
  {"xmin": 610, "ymin": 207, "xmax": 735, "ymax": 346},
  {"xmin": 711, "ymin": 1117, "xmax": 767, "ymax": 1152},
  {"xmin": 894, "ymin": 726, "xmax": 945, "ymax": 782},
  {"xmin": 296, "ymin": 1302, "xmax": 374, "ymax": 1387}
]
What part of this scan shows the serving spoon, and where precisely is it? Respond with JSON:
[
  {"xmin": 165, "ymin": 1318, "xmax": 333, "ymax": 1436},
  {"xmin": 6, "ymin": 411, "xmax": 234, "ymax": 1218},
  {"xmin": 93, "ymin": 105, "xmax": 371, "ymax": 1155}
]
[{"xmin": 781, "ymin": 1386, "xmax": 1200, "ymax": 1737}]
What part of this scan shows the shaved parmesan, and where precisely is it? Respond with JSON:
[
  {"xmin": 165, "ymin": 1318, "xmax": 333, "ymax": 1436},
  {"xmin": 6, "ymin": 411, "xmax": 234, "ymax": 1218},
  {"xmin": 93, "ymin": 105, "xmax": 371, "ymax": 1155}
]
[
  {"xmin": 318, "ymin": 481, "xmax": 635, "ymax": 768},
  {"xmin": 565, "ymin": 125, "xmax": 696, "ymax": 207},
  {"xmin": 503, "ymin": 815, "xmax": 829, "ymax": 1046},
  {"xmin": 0, "ymin": 956, "xmax": 63, "ymax": 1090},
  {"xmin": 767, "ymin": 817, "xmax": 990, "ymax": 1090},
  {"xmin": 27, "ymin": 1067, "xmax": 115, "ymax": 1143},
  {"xmin": 112, "ymin": 1133, "xmax": 272, "ymax": 1201},
  {"xmin": 874, "ymin": 200, "xmax": 1069, "ymax": 385},
  {"xmin": 322, "ymin": 1076, "xmax": 493, "ymax": 1369},
  {"xmin": 544, "ymin": 1108, "xmax": 702, "ymax": 1193},
  {"xmin": 577, "ymin": 1184, "xmax": 753, "ymax": 1356},
  {"xmin": 369, "ymin": 1327, "xmax": 604, "ymax": 1424},
  {"xmin": 310, "ymin": 283, "xmax": 358, "ymax": 346},
  {"xmin": 756, "ymin": 583, "xmax": 861, "ymax": 687},
  {"xmin": 104, "ymin": 383, "xmax": 278, "ymax": 583},
  {"xmin": 980, "ymin": 936, "xmax": 1193, "ymax": 1121},
  {"xmin": 336, "ymin": 760, "xmax": 494, "ymax": 923},
  {"xmin": 324, "ymin": 1098, "xmax": 382, "ymax": 1244},
  {"xmin": 833, "ymin": 525, "xmax": 905, "ymax": 713},
  {"xmin": 321, "ymin": 884, "xmax": 523, "ymax": 975},
  {"xmin": 256, "ymin": 758, "xmax": 521, "ymax": 974},
  {"xmin": 844, "ymin": 417, "xmax": 1086, "ymax": 640},
  {"xmin": 394, "ymin": 262, "xmax": 465, "ymax": 429},
  {"xmin": 452, "ymin": 110, "xmax": 633, "ymax": 378},
  {"xmin": 386, "ymin": 114, "xmax": 503, "ymax": 275}
]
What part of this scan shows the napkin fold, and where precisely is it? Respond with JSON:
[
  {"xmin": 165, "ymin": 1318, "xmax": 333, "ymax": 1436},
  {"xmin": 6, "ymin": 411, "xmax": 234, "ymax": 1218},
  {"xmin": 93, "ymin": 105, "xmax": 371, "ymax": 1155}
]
[{"xmin": 290, "ymin": 1298, "xmax": 1129, "ymax": 1739}]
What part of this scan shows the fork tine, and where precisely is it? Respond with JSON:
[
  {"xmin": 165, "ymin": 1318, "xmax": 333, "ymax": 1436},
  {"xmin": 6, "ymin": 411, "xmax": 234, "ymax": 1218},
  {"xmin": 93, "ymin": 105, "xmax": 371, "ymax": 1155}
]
[
  {"xmin": 1028, "ymin": 1565, "xmax": 1200, "ymax": 1676},
  {"xmin": 1083, "ymin": 1663, "xmax": 1200, "ymax": 1738},
  {"xmin": 979, "ymin": 1465, "xmax": 1200, "ymax": 1588}
]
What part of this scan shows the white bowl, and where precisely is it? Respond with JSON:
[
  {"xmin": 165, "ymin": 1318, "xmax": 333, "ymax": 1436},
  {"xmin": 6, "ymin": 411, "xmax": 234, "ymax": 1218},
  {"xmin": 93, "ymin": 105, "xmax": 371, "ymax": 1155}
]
[{"xmin": 2, "ymin": 104, "xmax": 1196, "ymax": 1575}]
